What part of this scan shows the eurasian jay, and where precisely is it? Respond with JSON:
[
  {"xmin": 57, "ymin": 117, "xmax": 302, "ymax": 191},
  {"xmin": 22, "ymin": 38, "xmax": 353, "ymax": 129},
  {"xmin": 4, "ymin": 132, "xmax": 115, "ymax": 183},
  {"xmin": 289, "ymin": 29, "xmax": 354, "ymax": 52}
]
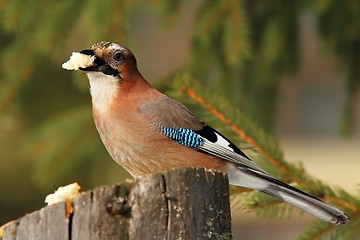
[{"xmin": 63, "ymin": 41, "xmax": 348, "ymax": 225}]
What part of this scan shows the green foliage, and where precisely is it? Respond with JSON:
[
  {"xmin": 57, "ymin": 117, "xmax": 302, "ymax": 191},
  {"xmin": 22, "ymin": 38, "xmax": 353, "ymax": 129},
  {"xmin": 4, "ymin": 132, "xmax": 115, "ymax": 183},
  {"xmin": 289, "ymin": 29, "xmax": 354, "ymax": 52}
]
[
  {"xmin": 168, "ymin": 74, "xmax": 287, "ymax": 179},
  {"xmin": 239, "ymin": 190, "xmax": 302, "ymax": 220},
  {"xmin": 151, "ymin": 0, "xmax": 182, "ymax": 24},
  {"xmin": 191, "ymin": 0, "xmax": 252, "ymax": 69},
  {"xmin": 186, "ymin": 0, "xmax": 301, "ymax": 133},
  {"xmin": 1, "ymin": 0, "xmax": 359, "ymax": 131},
  {"xmin": 22, "ymin": 106, "xmax": 95, "ymax": 187},
  {"xmin": 1, "ymin": 0, "xmax": 359, "ymax": 239},
  {"xmin": 1, "ymin": 0, "xmax": 36, "ymax": 32},
  {"xmin": 314, "ymin": 0, "xmax": 360, "ymax": 137},
  {"xmin": 0, "ymin": 41, "xmax": 33, "ymax": 113},
  {"xmin": 298, "ymin": 216, "xmax": 360, "ymax": 240},
  {"xmin": 86, "ymin": 0, "xmax": 138, "ymax": 43}
]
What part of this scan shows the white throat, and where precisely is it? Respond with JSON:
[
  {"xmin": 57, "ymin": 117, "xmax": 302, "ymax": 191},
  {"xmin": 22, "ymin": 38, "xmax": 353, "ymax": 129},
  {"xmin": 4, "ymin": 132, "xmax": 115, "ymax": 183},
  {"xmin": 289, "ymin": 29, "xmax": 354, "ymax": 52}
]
[{"xmin": 87, "ymin": 72, "xmax": 119, "ymax": 114}]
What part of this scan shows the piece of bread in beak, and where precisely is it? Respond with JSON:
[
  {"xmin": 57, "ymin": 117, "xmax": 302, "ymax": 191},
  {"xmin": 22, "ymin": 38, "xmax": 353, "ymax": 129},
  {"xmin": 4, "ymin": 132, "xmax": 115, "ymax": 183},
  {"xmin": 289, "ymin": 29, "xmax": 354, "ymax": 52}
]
[{"xmin": 62, "ymin": 52, "xmax": 95, "ymax": 70}]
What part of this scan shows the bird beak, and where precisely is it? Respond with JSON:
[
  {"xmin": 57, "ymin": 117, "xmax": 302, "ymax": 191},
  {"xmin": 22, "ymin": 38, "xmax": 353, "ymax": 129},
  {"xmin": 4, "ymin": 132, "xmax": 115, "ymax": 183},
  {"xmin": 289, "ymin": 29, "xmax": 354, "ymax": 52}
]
[
  {"xmin": 78, "ymin": 49, "xmax": 119, "ymax": 76},
  {"xmin": 78, "ymin": 49, "xmax": 105, "ymax": 72}
]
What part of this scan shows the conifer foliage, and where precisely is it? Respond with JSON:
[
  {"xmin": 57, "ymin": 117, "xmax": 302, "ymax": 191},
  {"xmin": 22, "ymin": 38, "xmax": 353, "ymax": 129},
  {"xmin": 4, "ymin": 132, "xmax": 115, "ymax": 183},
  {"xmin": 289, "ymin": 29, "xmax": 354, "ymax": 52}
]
[
  {"xmin": 169, "ymin": 74, "xmax": 359, "ymax": 239},
  {"xmin": 0, "ymin": 0, "xmax": 359, "ymax": 239}
]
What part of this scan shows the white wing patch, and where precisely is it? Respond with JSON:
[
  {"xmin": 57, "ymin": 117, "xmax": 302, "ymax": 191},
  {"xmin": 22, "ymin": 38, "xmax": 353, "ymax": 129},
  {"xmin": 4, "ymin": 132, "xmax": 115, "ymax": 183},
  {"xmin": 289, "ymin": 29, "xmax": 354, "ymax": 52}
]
[
  {"xmin": 198, "ymin": 139, "xmax": 269, "ymax": 175},
  {"xmin": 195, "ymin": 125, "xmax": 269, "ymax": 175},
  {"xmin": 214, "ymin": 132, "xmax": 234, "ymax": 152}
]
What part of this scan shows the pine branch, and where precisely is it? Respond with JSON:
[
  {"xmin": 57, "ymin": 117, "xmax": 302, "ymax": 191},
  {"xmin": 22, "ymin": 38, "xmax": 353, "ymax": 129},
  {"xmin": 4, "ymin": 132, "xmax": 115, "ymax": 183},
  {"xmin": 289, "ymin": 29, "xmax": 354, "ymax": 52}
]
[
  {"xmin": 170, "ymin": 74, "xmax": 289, "ymax": 175},
  {"xmin": 298, "ymin": 220, "xmax": 338, "ymax": 240},
  {"xmin": 168, "ymin": 73, "xmax": 360, "ymax": 239},
  {"xmin": 190, "ymin": 0, "xmax": 252, "ymax": 72},
  {"xmin": 298, "ymin": 216, "xmax": 360, "ymax": 240},
  {"xmin": 223, "ymin": 0, "xmax": 252, "ymax": 66}
]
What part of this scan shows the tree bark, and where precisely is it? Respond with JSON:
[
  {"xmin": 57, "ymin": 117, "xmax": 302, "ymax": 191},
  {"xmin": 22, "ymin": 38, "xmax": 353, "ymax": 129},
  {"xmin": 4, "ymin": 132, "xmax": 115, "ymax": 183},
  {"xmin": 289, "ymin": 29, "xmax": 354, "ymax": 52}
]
[{"xmin": 0, "ymin": 167, "xmax": 232, "ymax": 240}]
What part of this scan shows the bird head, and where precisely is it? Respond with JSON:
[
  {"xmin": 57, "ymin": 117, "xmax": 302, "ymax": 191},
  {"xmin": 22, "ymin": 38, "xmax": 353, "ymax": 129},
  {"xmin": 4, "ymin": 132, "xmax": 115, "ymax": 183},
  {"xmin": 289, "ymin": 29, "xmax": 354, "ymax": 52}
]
[
  {"xmin": 74, "ymin": 41, "xmax": 150, "ymax": 115},
  {"xmin": 79, "ymin": 41, "xmax": 139, "ymax": 80}
]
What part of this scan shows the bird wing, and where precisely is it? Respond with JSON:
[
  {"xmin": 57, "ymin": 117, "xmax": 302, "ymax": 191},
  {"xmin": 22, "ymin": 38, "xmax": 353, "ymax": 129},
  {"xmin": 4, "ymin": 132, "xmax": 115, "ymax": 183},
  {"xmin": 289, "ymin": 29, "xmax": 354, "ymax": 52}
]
[
  {"xmin": 138, "ymin": 94, "xmax": 349, "ymax": 225},
  {"xmin": 138, "ymin": 93, "xmax": 205, "ymax": 130},
  {"xmin": 138, "ymin": 95, "xmax": 269, "ymax": 175}
]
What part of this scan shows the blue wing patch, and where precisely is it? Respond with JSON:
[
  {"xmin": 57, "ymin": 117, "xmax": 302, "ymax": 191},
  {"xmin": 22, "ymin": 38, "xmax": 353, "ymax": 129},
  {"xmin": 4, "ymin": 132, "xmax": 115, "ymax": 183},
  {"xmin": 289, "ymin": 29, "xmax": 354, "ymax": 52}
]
[
  {"xmin": 196, "ymin": 125, "xmax": 250, "ymax": 160},
  {"xmin": 156, "ymin": 124, "xmax": 203, "ymax": 148}
]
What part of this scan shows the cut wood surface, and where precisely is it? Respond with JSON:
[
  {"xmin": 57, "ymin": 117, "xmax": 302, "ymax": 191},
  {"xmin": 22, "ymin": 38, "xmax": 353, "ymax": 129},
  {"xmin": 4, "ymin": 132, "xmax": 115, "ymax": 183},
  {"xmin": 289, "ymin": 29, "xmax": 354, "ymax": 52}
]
[{"xmin": 0, "ymin": 167, "xmax": 232, "ymax": 240}]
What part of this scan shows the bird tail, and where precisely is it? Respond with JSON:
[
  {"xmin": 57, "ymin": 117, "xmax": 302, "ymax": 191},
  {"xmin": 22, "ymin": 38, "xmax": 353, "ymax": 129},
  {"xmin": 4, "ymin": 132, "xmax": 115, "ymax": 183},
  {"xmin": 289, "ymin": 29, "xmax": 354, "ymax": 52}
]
[{"xmin": 227, "ymin": 165, "xmax": 349, "ymax": 225}]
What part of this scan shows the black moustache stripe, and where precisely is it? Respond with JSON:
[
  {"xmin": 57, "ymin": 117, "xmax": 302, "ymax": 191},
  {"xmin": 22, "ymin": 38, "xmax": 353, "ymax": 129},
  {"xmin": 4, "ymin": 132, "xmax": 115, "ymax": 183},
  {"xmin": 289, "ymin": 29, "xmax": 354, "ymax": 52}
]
[
  {"xmin": 94, "ymin": 57, "xmax": 106, "ymax": 66},
  {"xmin": 101, "ymin": 65, "xmax": 119, "ymax": 76}
]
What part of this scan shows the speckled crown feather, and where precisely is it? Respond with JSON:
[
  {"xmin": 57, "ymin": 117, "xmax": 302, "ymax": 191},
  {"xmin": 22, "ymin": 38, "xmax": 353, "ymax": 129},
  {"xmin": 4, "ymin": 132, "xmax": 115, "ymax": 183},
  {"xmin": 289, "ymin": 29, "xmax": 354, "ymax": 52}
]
[{"xmin": 91, "ymin": 41, "xmax": 113, "ymax": 50}]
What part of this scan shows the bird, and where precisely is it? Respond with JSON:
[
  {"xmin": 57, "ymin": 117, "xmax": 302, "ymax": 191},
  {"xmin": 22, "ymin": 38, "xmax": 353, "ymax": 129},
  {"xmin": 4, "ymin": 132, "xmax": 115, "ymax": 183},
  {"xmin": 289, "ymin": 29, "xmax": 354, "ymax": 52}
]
[{"xmin": 65, "ymin": 41, "xmax": 348, "ymax": 225}]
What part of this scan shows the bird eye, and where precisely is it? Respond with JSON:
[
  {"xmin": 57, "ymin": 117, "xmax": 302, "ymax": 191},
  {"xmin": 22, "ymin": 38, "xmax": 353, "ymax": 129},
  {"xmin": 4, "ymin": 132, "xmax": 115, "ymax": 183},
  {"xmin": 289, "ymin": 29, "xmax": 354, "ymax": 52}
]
[{"xmin": 113, "ymin": 52, "xmax": 124, "ymax": 62}]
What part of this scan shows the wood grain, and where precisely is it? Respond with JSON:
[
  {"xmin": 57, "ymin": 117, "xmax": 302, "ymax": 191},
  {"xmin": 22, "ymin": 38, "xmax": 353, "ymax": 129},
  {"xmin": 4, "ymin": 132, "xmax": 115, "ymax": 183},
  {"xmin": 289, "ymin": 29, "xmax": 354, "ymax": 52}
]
[{"xmin": 0, "ymin": 167, "xmax": 232, "ymax": 240}]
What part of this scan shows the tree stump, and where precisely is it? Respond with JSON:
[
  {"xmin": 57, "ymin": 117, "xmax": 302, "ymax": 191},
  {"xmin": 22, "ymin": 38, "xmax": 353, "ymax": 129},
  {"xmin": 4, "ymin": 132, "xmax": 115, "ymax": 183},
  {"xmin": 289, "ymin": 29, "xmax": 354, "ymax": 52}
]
[{"xmin": 0, "ymin": 167, "xmax": 232, "ymax": 240}]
